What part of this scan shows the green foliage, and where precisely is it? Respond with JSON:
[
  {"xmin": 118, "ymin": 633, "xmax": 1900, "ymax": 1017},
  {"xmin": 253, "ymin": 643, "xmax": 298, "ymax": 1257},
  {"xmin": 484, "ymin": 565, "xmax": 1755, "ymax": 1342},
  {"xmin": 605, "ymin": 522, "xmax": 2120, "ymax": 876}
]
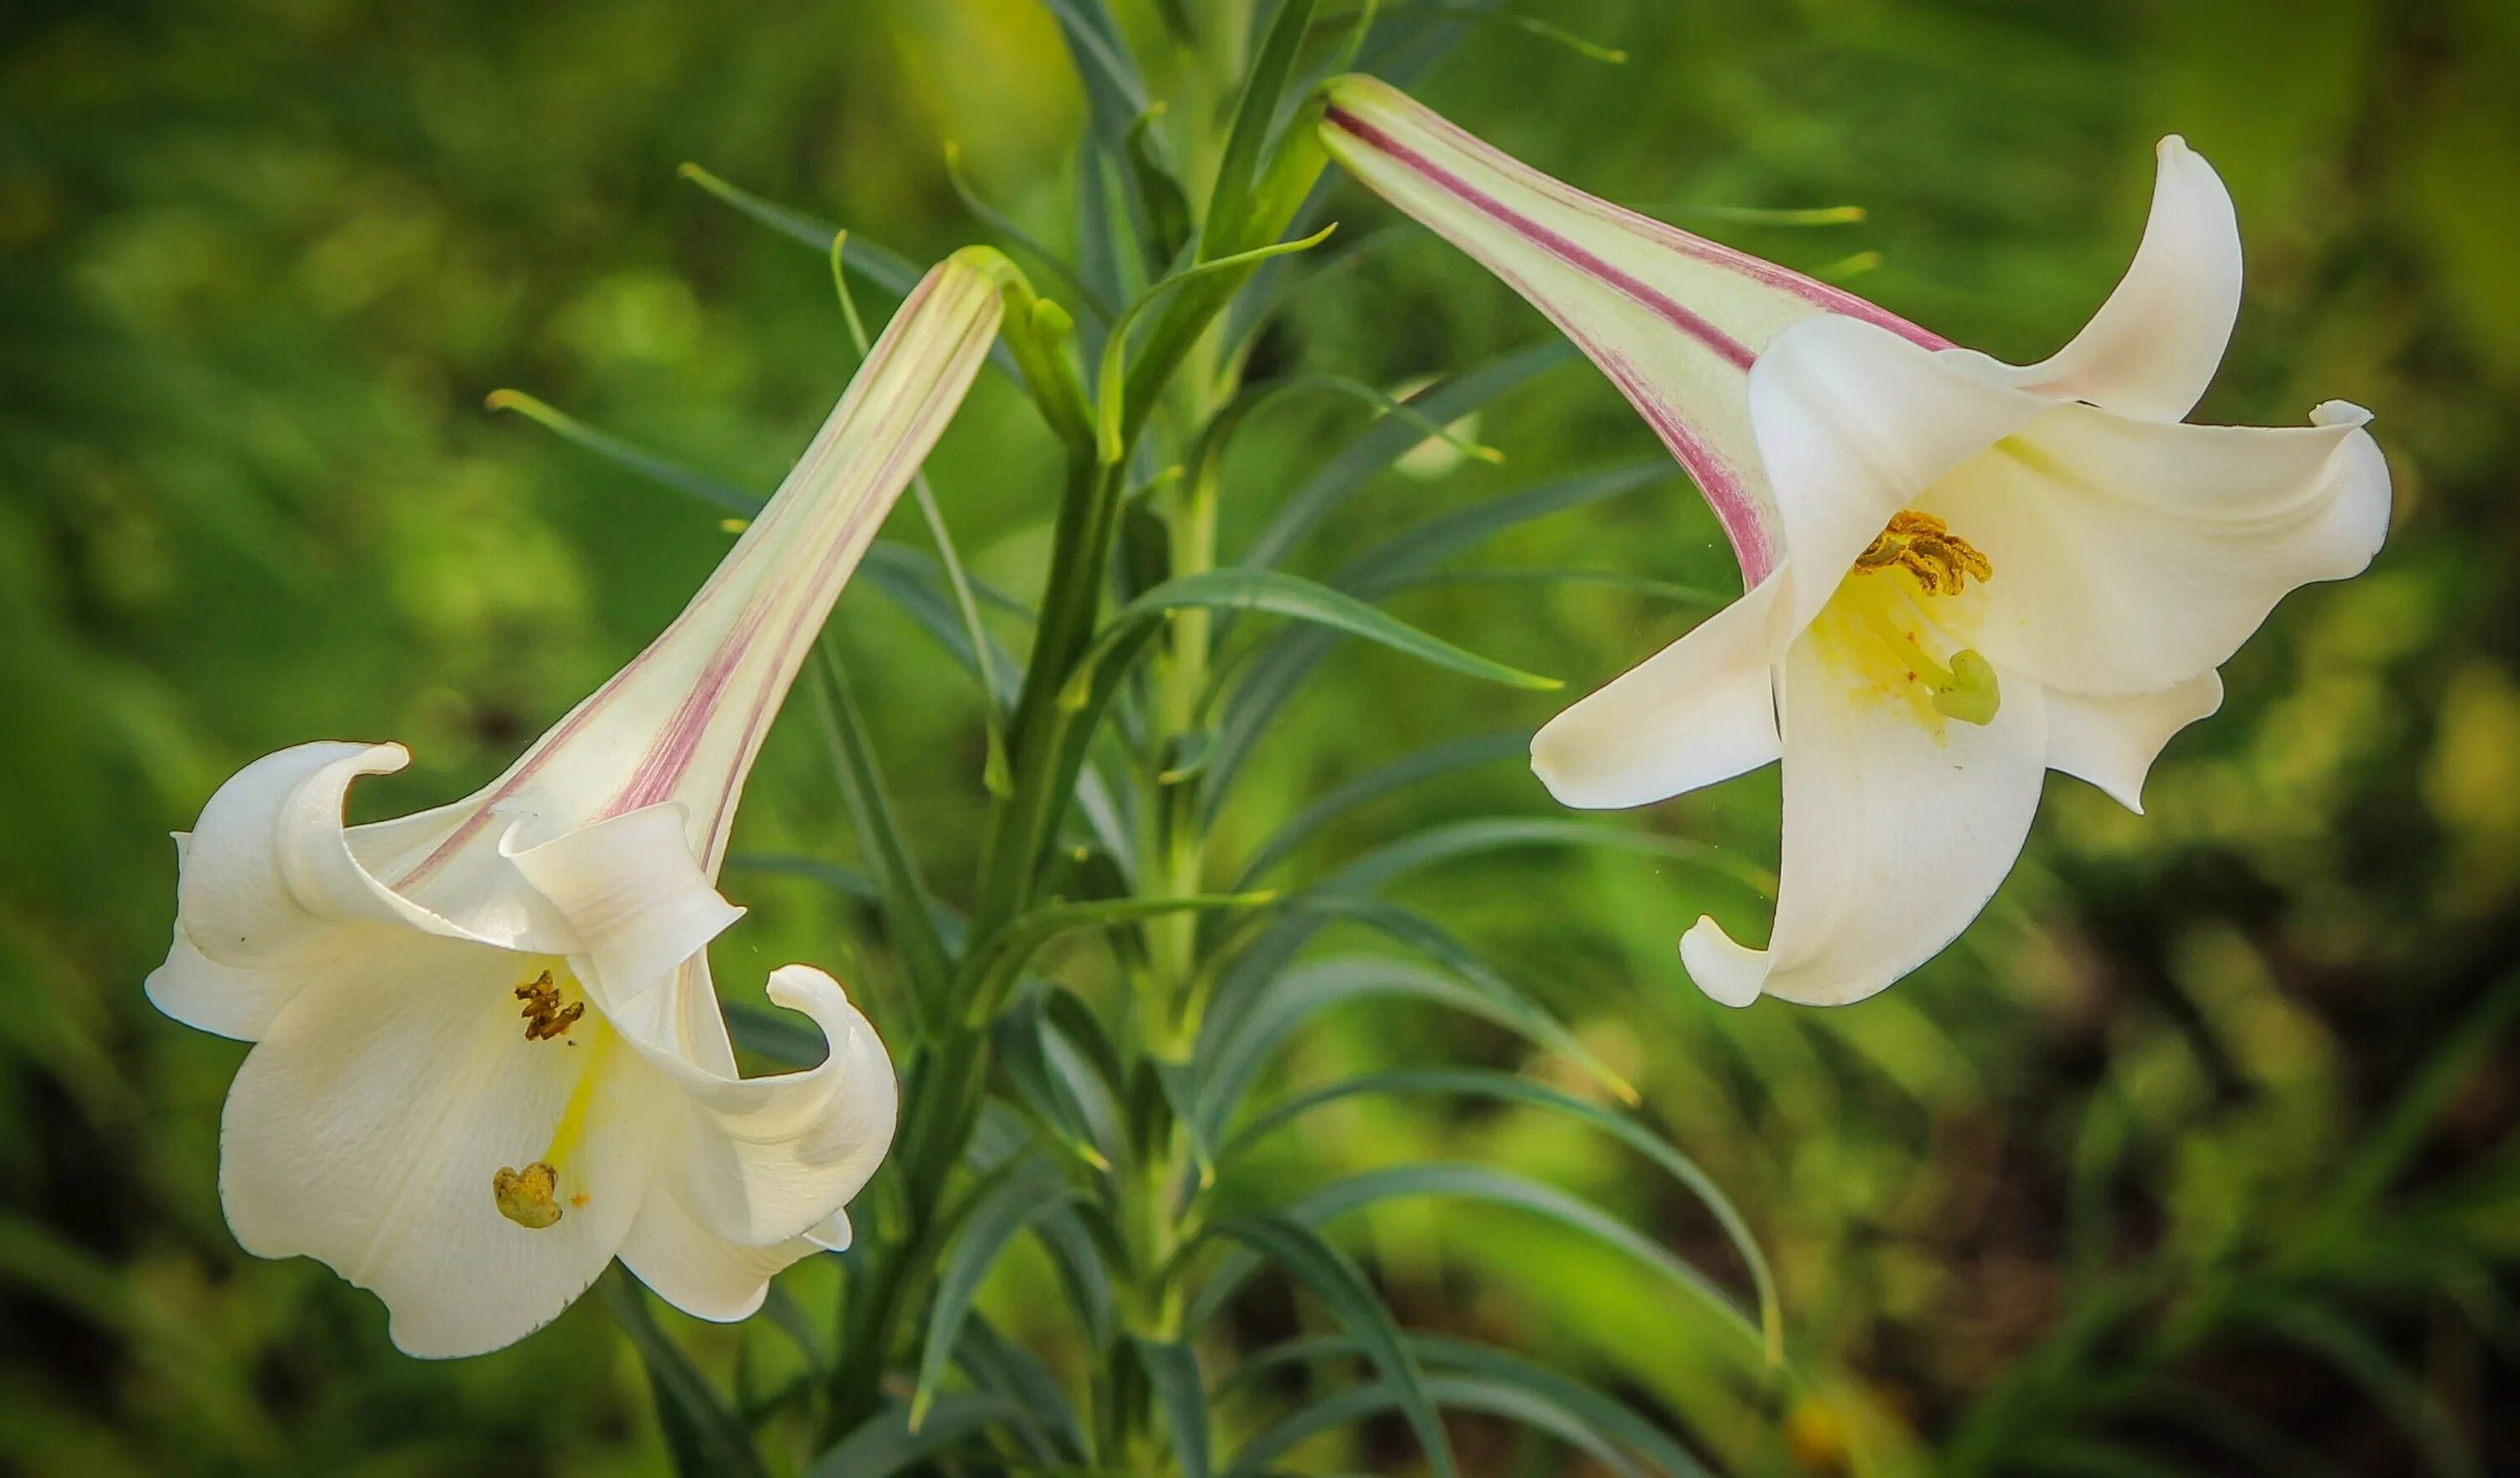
[{"xmin": 6, "ymin": 0, "xmax": 2518, "ymax": 1475}]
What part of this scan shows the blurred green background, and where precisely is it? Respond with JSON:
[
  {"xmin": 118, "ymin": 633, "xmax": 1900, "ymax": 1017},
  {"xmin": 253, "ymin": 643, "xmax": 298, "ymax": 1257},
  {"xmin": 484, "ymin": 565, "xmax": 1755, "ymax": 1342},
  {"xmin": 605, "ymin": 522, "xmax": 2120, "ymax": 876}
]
[{"xmin": 6, "ymin": 0, "xmax": 2518, "ymax": 1472}]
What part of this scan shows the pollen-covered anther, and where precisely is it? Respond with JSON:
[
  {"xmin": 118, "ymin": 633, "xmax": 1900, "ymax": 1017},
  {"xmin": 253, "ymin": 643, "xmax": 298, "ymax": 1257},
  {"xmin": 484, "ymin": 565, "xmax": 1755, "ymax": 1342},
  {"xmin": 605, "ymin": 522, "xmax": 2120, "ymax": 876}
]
[
  {"xmin": 1852, "ymin": 511, "xmax": 1992, "ymax": 596},
  {"xmin": 492, "ymin": 1162, "xmax": 563, "ymax": 1228},
  {"xmin": 515, "ymin": 970, "xmax": 584, "ymax": 1041}
]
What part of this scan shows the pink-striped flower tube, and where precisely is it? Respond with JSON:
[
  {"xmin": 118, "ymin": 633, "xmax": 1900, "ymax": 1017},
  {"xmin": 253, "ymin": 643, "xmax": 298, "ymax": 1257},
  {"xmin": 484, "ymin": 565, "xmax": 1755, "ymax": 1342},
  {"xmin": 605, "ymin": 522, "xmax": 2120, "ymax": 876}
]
[
  {"xmin": 1321, "ymin": 76, "xmax": 2391, "ymax": 1008},
  {"xmin": 145, "ymin": 250, "xmax": 1008, "ymax": 1356}
]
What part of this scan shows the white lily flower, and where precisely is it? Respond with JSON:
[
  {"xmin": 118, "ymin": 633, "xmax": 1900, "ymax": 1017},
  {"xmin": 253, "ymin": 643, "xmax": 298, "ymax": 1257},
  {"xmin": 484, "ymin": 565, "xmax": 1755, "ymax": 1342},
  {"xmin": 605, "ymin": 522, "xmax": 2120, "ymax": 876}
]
[
  {"xmin": 1322, "ymin": 76, "xmax": 2391, "ymax": 1007},
  {"xmin": 146, "ymin": 251, "xmax": 1010, "ymax": 1355}
]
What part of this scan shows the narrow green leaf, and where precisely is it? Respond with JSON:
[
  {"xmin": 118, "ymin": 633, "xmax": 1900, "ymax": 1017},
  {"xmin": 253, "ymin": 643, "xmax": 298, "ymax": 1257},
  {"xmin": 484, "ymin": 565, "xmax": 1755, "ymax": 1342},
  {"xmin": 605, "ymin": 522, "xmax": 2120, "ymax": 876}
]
[
  {"xmin": 811, "ymin": 1393, "xmax": 1026, "ymax": 1478},
  {"xmin": 1239, "ymin": 338, "xmax": 1578, "ymax": 571},
  {"xmin": 1204, "ymin": 0, "xmax": 1326, "ymax": 257},
  {"xmin": 1386, "ymin": 565, "xmax": 1725, "ymax": 606},
  {"xmin": 2251, "ymin": 1301, "xmax": 2480, "ymax": 1478},
  {"xmin": 1190, "ymin": 955, "xmax": 1610, "ymax": 1143},
  {"xmin": 1210, "ymin": 1214, "xmax": 1457, "ymax": 1478},
  {"xmin": 725, "ymin": 853, "xmax": 879, "ymax": 904},
  {"xmin": 486, "ymin": 390, "xmax": 759, "ymax": 516},
  {"xmin": 1192, "ymin": 1164, "xmax": 1764, "ymax": 1358},
  {"xmin": 1134, "ymin": 1337, "xmax": 1214, "ymax": 1478},
  {"xmin": 957, "ymin": 1316, "xmax": 1091, "ymax": 1467},
  {"xmin": 1221, "ymin": 1332, "xmax": 1712, "ymax": 1477},
  {"xmin": 993, "ymin": 989, "xmax": 1117, "ymax": 1170},
  {"xmin": 1227, "ymin": 1375, "xmax": 1645, "ymax": 1478},
  {"xmin": 1221, "ymin": 1067, "xmax": 1779, "ymax": 1362},
  {"xmin": 1205, "ymin": 462, "xmax": 1668, "ymax": 817},
  {"xmin": 1235, "ymin": 730, "xmax": 1528, "ymax": 886},
  {"xmin": 913, "ymin": 1159, "xmax": 1083, "ymax": 1429},
  {"xmin": 600, "ymin": 1271, "xmax": 765, "ymax": 1478},
  {"xmin": 1093, "ymin": 567, "xmax": 1559, "ymax": 693},
  {"xmin": 942, "ymin": 140, "xmax": 1114, "ymax": 319},
  {"xmin": 1316, "ymin": 814, "xmax": 1773, "ymax": 899},
  {"xmin": 813, "ymin": 644, "xmax": 960, "ymax": 1028},
  {"xmin": 963, "ymin": 892, "xmax": 1278, "ymax": 1025}
]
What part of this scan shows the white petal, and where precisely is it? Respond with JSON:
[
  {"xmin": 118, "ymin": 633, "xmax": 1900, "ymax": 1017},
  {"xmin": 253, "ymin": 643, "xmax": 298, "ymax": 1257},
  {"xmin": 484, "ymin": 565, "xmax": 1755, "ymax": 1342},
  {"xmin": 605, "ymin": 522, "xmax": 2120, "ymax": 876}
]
[
  {"xmin": 617, "ymin": 1191, "xmax": 828, "ymax": 1323},
  {"xmin": 1680, "ymin": 635, "xmax": 2049, "ymax": 1007},
  {"xmin": 1747, "ymin": 317, "xmax": 2054, "ymax": 633},
  {"xmin": 172, "ymin": 743, "xmax": 486, "ymax": 969},
  {"xmin": 1925, "ymin": 400, "xmax": 2391, "ymax": 696},
  {"xmin": 1530, "ymin": 577, "xmax": 1783, "ymax": 809},
  {"xmin": 625, "ymin": 965, "xmax": 897, "ymax": 1248},
  {"xmin": 146, "ymin": 919, "xmax": 314, "ymax": 1043},
  {"xmin": 2001, "ymin": 137, "xmax": 2242, "ymax": 421},
  {"xmin": 218, "ymin": 936, "xmax": 661, "ymax": 1358},
  {"xmin": 2045, "ymin": 671, "xmax": 2223, "ymax": 813},
  {"xmin": 504, "ymin": 803, "xmax": 744, "ymax": 1010}
]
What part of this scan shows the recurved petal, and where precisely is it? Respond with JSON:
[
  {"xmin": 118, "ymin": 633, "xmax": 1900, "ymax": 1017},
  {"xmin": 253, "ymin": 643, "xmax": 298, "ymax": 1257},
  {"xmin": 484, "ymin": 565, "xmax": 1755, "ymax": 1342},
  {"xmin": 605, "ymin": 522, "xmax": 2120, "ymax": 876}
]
[
  {"xmin": 1680, "ymin": 634, "xmax": 2050, "ymax": 1007},
  {"xmin": 2045, "ymin": 671, "xmax": 2223, "ymax": 813},
  {"xmin": 218, "ymin": 934, "xmax": 661, "ymax": 1358},
  {"xmin": 1747, "ymin": 317, "xmax": 2055, "ymax": 634},
  {"xmin": 1530, "ymin": 577, "xmax": 1783, "ymax": 809},
  {"xmin": 2000, "ymin": 137, "xmax": 2243, "ymax": 422},
  {"xmin": 627, "ymin": 965, "xmax": 896, "ymax": 1249},
  {"xmin": 172, "ymin": 742, "xmax": 482, "ymax": 970},
  {"xmin": 617, "ymin": 1193, "xmax": 839, "ymax": 1323},
  {"xmin": 504, "ymin": 803, "xmax": 744, "ymax": 1011},
  {"xmin": 1924, "ymin": 399, "xmax": 2391, "ymax": 697}
]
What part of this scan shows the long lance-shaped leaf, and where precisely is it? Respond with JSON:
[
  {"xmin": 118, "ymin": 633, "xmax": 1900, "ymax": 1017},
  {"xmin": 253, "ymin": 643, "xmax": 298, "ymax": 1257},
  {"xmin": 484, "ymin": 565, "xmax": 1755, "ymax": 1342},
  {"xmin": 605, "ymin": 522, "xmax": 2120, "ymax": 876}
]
[
  {"xmin": 600, "ymin": 1271, "xmax": 765, "ymax": 1478},
  {"xmin": 942, "ymin": 140, "xmax": 1115, "ymax": 320},
  {"xmin": 1190, "ymin": 954, "xmax": 1613, "ymax": 1138},
  {"xmin": 813, "ymin": 642, "xmax": 959, "ymax": 1025},
  {"xmin": 1221, "ymin": 1066, "xmax": 1779, "ymax": 1362},
  {"xmin": 1222, "ymin": 1332, "xmax": 1714, "ymax": 1478},
  {"xmin": 1234, "ymin": 731, "xmax": 1526, "ymax": 886},
  {"xmin": 1134, "ymin": 1337, "xmax": 1215, "ymax": 1478},
  {"xmin": 1205, "ymin": 460, "xmax": 1672, "ymax": 814},
  {"xmin": 994, "ymin": 989, "xmax": 1117, "ymax": 1171},
  {"xmin": 726, "ymin": 851, "xmax": 970, "ymax": 953},
  {"xmin": 1238, "ymin": 337, "xmax": 1576, "ymax": 571},
  {"xmin": 485, "ymin": 388, "xmax": 1027, "ymax": 718},
  {"xmin": 1074, "ymin": 567, "xmax": 1560, "ymax": 702},
  {"xmin": 856, "ymin": 543, "xmax": 1027, "ymax": 707},
  {"xmin": 1318, "ymin": 814, "xmax": 1774, "ymax": 898},
  {"xmin": 810, "ymin": 1392, "xmax": 1029, "ymax": 1478},
  {"xmin": 486, "ymin": 390, "xmax": 760, "ymax": 515},
  {"xmin": 1205, "ymin": 0, "xmax": 1326, "ymax": 257},
  {"xmin": 1207, "ymin": 1213, "xmax": 1457, "ymax": 1478},
  {"xmin": 962, "ymin": 892, "xmax": 1278, "ymax": 1025},
  {"xmin": 677, "ymin": 162, "xmax": 1023, "ymax": 379},
  {"xmin": 1385, "ymin": 565, "xmax": 1726, "ymax": 605},
  {"xmin": 2250, "ymin": 1301, "xmax": 2481, "ymax": 1478},
  {"xmin": 1040, "ymin": 0, "xmax": 1149, "ymax": 144},
  {"xmin": 911, "ymin": 1158, "xmax": 1084, "ymax": 1429},
  {"xmin": 956, "ymin": 1316, "xmax": 1091, "ymax": 1468},
  {"xmin": 1228, "ymin": 1376, "xmax": 1645, "ymax": 1478},
  {"xmin": 1191, "ymin": 1163, "xmax": 1763, "ymax": 1357}
]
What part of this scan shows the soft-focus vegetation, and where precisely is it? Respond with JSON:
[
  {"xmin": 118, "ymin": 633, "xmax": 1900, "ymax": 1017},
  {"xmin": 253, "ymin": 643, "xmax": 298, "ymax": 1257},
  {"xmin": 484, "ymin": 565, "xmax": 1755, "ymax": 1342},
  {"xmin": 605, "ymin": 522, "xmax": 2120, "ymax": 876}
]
[{"xmin": 6, "ymin": 0, "xmax": 2518, "ymax": 1473}]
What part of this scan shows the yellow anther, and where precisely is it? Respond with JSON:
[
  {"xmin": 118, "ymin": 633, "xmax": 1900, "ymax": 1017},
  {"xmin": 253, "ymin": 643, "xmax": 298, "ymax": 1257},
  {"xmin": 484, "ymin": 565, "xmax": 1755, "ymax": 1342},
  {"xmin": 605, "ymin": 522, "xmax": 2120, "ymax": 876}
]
[
  {"xmin": 1852, "ymin": 511, "xmax": 1992, "ymax": 597},
  {"xmin": 492, "ymin": 1162, "xmax": 563, "ymax": 1228},
  {"xmin": 516, "ymin": 970, "xmax": 585, "ymax": 1042}
]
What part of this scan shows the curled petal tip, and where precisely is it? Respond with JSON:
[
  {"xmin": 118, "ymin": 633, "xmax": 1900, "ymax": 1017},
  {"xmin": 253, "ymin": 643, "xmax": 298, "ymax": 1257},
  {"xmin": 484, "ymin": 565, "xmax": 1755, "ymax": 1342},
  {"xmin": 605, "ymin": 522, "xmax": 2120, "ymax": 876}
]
[
  {"xmin": 1679, "ymin": 918, "xmax": 1767, "ymax": 1008},
  {"xmin": 2311, "ymin": 398, "xmax": 2374, "ymax": 429}
]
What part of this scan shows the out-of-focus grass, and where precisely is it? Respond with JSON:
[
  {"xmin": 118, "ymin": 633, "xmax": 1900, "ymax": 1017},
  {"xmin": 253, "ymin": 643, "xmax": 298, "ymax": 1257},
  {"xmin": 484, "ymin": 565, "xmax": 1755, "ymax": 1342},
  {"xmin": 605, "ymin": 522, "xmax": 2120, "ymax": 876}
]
[{"xmin": 3, "ymin": 0, "xmax": 2516, "ymax": 1472}]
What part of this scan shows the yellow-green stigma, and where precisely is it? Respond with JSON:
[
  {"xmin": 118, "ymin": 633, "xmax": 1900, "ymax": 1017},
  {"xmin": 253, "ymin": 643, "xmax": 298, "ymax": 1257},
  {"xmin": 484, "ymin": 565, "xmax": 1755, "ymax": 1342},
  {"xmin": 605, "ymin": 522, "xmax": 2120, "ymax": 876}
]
[
  {"xmin": 492, "ymin": 1163, "xmax": 562, "ymax": 1228},
  {"xmin": 1835, "ymin": 511, "xmax": 2002, "ymax": 726}
]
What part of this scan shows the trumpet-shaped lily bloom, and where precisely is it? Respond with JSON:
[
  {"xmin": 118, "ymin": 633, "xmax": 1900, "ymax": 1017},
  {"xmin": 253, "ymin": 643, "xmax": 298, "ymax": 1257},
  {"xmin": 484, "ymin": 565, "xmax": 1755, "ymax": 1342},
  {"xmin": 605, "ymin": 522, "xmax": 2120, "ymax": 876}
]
[
  {"xmin": 1321, "ymin": 76, "xmax": 2390, "ymax": 1007},
  {"xmin": 146, "ymin": 251, "xmax": 1010, "ymax": 1355}
]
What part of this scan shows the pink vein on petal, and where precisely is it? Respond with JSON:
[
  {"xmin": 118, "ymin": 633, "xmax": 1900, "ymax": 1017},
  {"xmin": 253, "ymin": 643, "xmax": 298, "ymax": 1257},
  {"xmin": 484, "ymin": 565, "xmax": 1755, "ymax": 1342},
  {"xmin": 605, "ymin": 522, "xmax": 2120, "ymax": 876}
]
[{"xmin": 1328, "ymin": 102, "xmax": 1949, "ymax": 355}]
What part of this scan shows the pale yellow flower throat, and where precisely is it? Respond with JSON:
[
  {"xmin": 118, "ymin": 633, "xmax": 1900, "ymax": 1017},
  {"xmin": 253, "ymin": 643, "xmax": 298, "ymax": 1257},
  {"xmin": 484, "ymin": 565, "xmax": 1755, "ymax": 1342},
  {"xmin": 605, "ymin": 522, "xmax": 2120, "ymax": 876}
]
[
  {"xmin": 492, "ymin": 963, "xmax": 608, "ymax": 1230},
  {"xmin": 1829, "ymin": 511, "xmax": 2001, "ymax": 726}
]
